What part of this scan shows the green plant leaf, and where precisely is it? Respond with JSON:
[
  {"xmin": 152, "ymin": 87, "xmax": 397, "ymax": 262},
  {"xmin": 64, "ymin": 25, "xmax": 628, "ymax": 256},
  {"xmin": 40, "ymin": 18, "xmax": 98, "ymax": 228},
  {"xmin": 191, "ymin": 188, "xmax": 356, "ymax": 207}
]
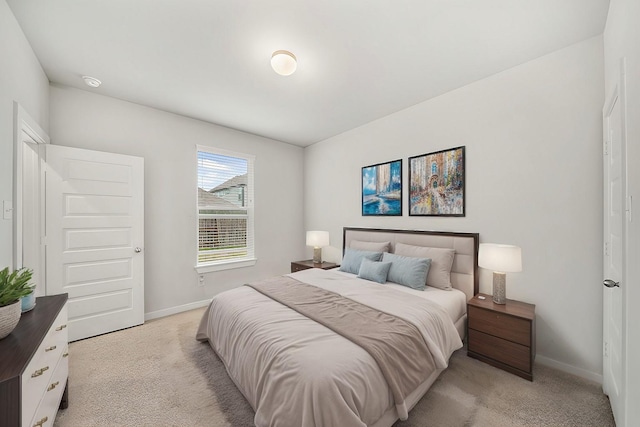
[{"xmin": 0, "ymin": 266, "xmax": 34, "ymax": 307}]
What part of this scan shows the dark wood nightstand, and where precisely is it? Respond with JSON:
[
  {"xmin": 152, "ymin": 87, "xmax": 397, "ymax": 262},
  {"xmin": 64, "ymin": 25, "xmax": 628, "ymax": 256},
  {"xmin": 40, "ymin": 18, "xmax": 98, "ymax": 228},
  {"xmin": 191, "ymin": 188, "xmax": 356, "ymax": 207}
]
[
  {"xmin": 467, "ymin": 293, "xmax": 536, "ymax": 381},
  {"xmin": 290, "ymin": 260, "xmax": 338, "ymax": 273}
]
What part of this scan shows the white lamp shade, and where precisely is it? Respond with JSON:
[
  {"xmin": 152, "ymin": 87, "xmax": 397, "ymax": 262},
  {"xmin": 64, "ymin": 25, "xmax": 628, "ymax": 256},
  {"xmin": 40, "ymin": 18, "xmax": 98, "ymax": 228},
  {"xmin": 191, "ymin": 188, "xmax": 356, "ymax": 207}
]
[
  {"xmin": 306, "ymin": 231, "xmax": 329, "ymax": 248},
  {"xmin": 271, "ymin": 50, "xmax": 297, "ymax": 76},
  {"xmin": 478, "ymin": 243, "xmax": 522, "ymax": 273}
]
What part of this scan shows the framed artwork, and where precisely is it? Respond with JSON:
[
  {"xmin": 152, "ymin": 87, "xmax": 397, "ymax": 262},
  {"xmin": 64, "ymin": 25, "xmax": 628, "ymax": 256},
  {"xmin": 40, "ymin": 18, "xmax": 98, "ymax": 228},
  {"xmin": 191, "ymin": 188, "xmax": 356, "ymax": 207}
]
[
  {"xmin": 362, "ymin": 159, "xmax": 402, "ymax": 216},
  {"xmin": 409, "ymin": 146, "xmax": 465, "ymax": 216}
]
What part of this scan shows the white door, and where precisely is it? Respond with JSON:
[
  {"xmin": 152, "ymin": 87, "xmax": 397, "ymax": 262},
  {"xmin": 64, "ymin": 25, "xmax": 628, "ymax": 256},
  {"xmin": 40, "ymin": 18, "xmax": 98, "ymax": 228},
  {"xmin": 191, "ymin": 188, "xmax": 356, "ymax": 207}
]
[
  {"xmin": 44, "ymin": 144, "xmax": 144, "ymax": 342},
  {"xmin": 603, "ymin": 74, "xmax": 626, "ymax": 426}
]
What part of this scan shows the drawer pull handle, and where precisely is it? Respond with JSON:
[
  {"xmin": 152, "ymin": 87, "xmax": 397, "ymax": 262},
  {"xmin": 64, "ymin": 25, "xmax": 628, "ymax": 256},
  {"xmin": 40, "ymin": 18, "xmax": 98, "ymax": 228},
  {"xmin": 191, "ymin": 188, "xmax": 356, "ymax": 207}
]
[
  {"xmin": 63, "ymin": 352, "xmax": 69, "ymax": 358},
  {"xmin": 31, "ymin": 366, "xmax": 50, "ymax": 378},
  {"xmin": 45, "ymin": 345, "xmax": 57, "ymax": 352},
  {"xmin": 33, "ymin": 416, "xmax": 48, "ymax": 427},
  {"xmin": 55, "ymin": 324, "xmax": 67, "ymax": 331},
  {"xmin": 47, "ymin": 381, "xmax": 60, "ymax": 391}
]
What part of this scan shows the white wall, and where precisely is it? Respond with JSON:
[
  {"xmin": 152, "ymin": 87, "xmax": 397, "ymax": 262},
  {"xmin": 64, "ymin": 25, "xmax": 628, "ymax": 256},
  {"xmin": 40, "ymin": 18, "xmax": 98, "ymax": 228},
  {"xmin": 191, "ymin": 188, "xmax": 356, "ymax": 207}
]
[
  {"xmin": 604, "ymin": 0, "xmax": 640, "ymax": 424},
  {"xmin": 0, "ymin": 0, "xmax": 49, "ymax": 269},
  {"xmin": 305, "ymin": 36, "xmax": 604, "ymax": 380},
  {"xmin": 49, "ymin": 85, "xmax": 305, "ymax": 316}
]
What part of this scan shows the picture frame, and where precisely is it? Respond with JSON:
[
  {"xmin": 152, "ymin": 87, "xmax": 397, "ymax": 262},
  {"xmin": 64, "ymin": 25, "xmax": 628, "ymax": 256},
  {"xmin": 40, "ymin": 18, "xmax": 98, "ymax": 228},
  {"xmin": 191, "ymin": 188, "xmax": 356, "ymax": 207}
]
[
  {"xmin": 362, "ymin": 159, "xmax": 402, "ymax": 216},
  {"xmin": 409, "ymin": 146, "xmax": 465, "ymax": 216}
]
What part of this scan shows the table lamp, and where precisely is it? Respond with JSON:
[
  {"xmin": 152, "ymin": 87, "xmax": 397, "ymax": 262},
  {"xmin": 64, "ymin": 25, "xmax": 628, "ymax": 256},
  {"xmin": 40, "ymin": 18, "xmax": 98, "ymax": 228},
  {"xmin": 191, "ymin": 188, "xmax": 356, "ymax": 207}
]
[
  {"xmin": 306, "ymin": 231, "xmax": 330, "ymax": 264},
  {"xmin": 478, "ymin": 243, "xmax": 522, "ymax": 304}
]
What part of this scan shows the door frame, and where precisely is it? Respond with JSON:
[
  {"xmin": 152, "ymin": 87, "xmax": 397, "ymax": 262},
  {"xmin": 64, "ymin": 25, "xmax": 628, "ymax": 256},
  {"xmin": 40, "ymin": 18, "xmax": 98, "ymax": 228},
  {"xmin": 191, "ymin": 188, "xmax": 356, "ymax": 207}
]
[
  {"xmin": 13, "ymin": 102, "xmax": 49, "ymax": 295},
  {"xmin": 602, "ymin": 57, "xmax": 628, "ymax": 427}
]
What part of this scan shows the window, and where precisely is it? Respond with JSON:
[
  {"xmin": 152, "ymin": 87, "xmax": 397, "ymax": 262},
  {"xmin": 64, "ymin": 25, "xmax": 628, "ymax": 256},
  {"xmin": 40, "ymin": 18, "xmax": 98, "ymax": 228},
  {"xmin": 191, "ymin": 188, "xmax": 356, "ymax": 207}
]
[{"xmin": 196, "ymin": 146, "xmax": 255, "ymax": 272}]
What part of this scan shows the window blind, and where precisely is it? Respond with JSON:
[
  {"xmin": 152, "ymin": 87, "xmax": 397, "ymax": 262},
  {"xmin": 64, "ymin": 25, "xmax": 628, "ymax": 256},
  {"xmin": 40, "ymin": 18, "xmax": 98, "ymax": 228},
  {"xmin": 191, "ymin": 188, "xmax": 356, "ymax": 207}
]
[{"xmin": 197, "ymin": 147, "xmax": 255, "ymax": 266}]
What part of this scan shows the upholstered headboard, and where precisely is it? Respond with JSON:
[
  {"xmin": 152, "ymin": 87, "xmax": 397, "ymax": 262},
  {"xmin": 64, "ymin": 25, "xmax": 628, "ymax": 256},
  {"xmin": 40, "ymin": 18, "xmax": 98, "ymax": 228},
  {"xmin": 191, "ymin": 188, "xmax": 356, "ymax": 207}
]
[{"xmin": 342, "ymin": 227, "xmax": 479, "ymax": 300}]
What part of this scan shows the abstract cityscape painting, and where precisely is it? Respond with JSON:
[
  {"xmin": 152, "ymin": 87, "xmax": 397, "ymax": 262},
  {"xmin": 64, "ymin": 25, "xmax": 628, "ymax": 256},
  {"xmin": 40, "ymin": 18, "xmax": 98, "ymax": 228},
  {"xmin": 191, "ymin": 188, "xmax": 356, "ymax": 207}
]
[
  {"xmin": 362, "ymin": 159, "xmax": 402, "ymax": 216},
  {"xmin": 409, "ymin": 146, "xmax": 465, "ymax": 216}
]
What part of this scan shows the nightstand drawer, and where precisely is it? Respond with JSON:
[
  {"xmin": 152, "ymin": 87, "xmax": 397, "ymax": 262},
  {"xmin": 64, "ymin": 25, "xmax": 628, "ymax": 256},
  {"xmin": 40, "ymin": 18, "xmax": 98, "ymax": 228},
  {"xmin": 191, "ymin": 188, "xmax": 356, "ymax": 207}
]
[
  {"xmin": 290, "ymin": 260, "xmax": 338, "ymax": 273},
  {"xmin": 468, "ymin": 305, "xmax": 530, "ymax": 346},
  {"xmin": 291, "ymin": 262, "xmax": 310, "ymax": 273},
  {"xmin": 468, "ymin": 329, "xmax": 531, "ymax": 373}
]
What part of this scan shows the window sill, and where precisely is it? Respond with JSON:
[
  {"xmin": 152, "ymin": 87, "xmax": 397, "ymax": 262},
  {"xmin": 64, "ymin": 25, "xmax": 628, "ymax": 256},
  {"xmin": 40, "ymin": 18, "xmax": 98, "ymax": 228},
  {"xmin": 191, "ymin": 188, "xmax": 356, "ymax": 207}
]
[{"xmin": 195, "ymin": 258, "xmax": 257, "ymax": 274}]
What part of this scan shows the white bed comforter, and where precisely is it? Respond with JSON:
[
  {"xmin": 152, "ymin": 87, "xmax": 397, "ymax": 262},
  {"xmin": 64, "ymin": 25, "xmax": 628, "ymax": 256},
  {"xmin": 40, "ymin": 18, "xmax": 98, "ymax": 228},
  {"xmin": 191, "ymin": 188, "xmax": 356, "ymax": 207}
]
[{"xmin": 196, "ymin": 268, "xmax": 462, "ymax": 427}]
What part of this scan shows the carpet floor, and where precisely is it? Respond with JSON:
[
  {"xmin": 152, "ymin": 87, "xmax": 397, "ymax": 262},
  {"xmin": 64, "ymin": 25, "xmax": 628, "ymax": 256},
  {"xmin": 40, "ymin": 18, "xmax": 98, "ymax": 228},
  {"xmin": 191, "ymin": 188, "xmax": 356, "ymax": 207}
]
[{"xmin": 54, "ymin": 308, "xmax": 614, "ymax": 427}]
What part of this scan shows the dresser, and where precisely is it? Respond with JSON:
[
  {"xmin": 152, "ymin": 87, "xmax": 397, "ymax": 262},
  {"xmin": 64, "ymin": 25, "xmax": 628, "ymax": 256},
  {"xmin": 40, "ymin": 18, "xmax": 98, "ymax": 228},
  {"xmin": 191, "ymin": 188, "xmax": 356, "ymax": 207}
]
[
  {"xmin": 467, "ymin": 293, "xmax": 535, "ymax": 381},
  {"xmin": 290, "ymin": 260, "xmax": 339, "ymax": 273},
  {"xmin": 0, "ymin": 294, "xmax": 69, "ymax": 427}
]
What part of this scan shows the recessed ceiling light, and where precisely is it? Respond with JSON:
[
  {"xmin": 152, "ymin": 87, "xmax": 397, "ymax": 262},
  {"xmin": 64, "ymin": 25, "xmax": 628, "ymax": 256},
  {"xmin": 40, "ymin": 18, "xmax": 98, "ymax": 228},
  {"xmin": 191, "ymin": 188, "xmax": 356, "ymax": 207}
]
[
  {"xmin": 271, "ymin": 50, "xmax": 297, "ymax": 76},
  {"xmin": 82, "ymin": 76, "xmax": 102, "ymax": 88}
]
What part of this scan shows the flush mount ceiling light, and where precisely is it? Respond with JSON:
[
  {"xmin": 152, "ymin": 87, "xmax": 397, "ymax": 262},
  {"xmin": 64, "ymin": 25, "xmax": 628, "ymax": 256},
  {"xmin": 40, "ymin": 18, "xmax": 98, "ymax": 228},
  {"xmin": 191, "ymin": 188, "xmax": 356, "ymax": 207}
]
[
  {"xmin": 82, "ymin": 75, "xmax": 101, "ymax": 88},
  {"xmin": 271, "ymin": 50, "xmax": 297, "ymax": 76}
]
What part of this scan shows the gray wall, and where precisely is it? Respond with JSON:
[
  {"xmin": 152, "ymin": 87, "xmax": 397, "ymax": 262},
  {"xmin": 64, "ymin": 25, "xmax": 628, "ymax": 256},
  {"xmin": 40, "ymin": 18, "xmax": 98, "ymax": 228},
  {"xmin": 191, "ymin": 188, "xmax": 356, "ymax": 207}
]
[
  {"xmin": 304, "ymin": 36, "xmax": 605, "ymax": 380},
  {"xmin": 49, "ymin": 84, "xmax": 305, "ymax": 316},
  {"xmin": 0, "ymin": 0, "xmax": 49, "ymax": 269}
]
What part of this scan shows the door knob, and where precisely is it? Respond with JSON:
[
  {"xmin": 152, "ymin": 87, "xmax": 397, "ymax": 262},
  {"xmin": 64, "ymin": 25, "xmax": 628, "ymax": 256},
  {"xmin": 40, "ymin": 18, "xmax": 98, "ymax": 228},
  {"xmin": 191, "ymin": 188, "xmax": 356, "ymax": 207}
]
[
  {"xmin": 135, "ymin": 247, "xmax": 142, "ymax": 253},
  {"xmin": 603, "ymin": 279, "xmax": 620, "ymax": 288}
]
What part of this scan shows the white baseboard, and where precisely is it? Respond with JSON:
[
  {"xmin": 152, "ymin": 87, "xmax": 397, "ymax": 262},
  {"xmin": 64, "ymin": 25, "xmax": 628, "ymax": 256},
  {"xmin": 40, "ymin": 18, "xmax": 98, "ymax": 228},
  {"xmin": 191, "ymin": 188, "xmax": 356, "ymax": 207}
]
[
  {"xmin": 535, "ymin": 354, "xmax": 603, "ymax": 384},
  {"xmin": 144, "ymin": 299, "xmax": 212, "ymax": 322}
]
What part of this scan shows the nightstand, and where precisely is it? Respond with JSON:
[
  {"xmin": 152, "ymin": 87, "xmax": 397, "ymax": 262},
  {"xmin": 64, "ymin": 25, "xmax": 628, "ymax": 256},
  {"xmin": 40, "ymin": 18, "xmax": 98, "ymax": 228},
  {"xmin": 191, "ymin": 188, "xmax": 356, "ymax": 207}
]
[
  {"xmin": 467, "ymin": 293, "xmax": 536, "ymax": 381},
  {"xmin": 290, "ymin": 260, "xmax": 338, "ymax": 273}
]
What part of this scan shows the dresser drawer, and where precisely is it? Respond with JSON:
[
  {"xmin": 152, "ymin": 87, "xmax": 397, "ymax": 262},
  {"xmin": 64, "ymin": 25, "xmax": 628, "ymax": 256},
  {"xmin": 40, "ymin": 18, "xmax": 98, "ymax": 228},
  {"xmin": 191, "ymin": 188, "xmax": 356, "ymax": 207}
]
[
  {"xmin": 28, "ymin": 345, "xmax": 68, "ymax": 427},
  {"xmin": 21, "ymin": 305, "xmax": 68, "ymax": 426},
  {"xmin": 468, "ymin": 305, "xmax": 530, "ymax": 346},
  {"xmin": 468, "ymin": 329, "xmax": 531, "ymax": 373},
  {"xmin": 0, "ymin": 295, "xmax": 68, "ymax": 427}
]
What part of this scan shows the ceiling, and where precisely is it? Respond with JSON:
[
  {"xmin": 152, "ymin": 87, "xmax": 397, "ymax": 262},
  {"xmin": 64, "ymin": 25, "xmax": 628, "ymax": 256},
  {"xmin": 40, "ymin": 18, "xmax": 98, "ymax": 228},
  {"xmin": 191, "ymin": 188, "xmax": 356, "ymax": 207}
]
[{"xmin": 7, "ymin": 0, "xmax": 610, "ymax": 147}]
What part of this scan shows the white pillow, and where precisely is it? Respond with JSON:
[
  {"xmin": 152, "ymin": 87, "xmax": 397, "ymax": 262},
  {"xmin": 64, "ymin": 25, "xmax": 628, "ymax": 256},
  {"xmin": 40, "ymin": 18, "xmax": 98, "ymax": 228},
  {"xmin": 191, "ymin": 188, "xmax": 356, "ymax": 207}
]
[
  {"xmin": 394, "ymin": 243, "xmax": 455, "ymax": 290},
  {"xmin": 350, "ymin": 240, "xmax": 391, "ymax": 253}
]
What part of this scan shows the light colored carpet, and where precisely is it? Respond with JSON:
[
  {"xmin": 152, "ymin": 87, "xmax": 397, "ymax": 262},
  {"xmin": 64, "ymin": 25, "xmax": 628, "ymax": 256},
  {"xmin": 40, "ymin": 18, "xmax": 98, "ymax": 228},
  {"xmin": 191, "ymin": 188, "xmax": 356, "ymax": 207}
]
[{"xmin": 54, "ymin": 308, "xmax": 614, "ymax": 427}]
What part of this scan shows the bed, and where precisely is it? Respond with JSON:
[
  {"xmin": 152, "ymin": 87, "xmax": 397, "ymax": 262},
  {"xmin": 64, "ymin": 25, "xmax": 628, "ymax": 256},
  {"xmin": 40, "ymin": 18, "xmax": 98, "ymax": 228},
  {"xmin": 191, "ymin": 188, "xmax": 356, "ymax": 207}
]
[{"xmin": 196, "ymin": 227, "xmax": 479, "ymax": 427}]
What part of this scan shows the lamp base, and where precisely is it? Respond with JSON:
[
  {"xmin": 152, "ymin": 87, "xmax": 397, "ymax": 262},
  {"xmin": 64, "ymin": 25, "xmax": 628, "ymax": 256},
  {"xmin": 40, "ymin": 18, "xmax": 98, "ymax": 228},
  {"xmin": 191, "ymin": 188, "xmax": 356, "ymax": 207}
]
[
  {"xmin": 492, "ymin": 272, "xmax": 507, "ymax": 304},
  {"xmin": 313, "ymin": 247, "xmax": 322, "ymax": 264}
]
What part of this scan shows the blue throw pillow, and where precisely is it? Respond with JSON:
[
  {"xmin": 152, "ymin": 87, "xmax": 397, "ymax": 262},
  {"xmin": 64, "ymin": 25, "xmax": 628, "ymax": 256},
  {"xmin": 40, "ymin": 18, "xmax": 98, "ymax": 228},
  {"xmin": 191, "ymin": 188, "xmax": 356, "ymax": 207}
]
[
  {"xmin": 382, "ymin": 252, "xmax": 432, "ymax": 290},
  {"xmin": 339, "ymin": 249, "xmax": 383, "ymax": 274},
  {"xmin": 357, "ymin": 258, "xmax": 392, "ymax": 284}
]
